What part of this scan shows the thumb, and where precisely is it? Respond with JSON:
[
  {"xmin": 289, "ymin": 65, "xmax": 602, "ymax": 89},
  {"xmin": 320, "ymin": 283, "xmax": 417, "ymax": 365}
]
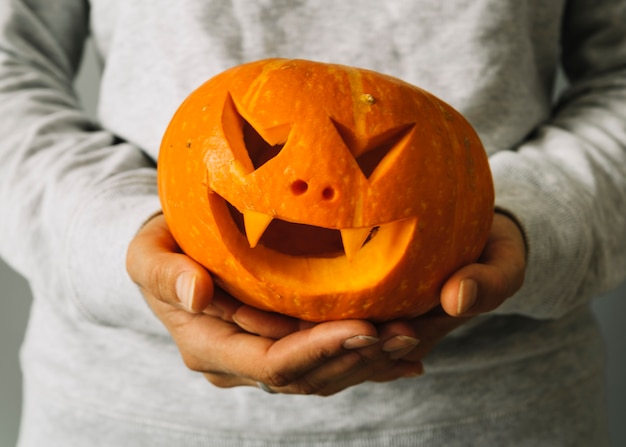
[
  {"xmin": 126, "ymin": 213, "xmax": 215, "ymax": 313},
  {"xmin": 440, "ymin": 213, "xmax": 527, "ymax": 317}
]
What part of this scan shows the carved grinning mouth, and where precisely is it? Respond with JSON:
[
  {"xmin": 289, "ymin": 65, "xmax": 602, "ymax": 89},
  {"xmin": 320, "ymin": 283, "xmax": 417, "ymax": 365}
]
[
  {"xmin": 206, "ymin": 187, "xmax": 418, "ymax": 298},
  {"xmin": 225, "ymin": 201, "xmax": 381, "ymax": 260}
]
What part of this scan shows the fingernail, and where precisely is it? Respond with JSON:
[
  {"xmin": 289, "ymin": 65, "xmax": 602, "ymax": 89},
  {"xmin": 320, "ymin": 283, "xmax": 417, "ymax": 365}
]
[
  {"xmin": 175, "ymin": 272, "xmax": 197, "ymax": 312},
  {"xmin": 382, "ymin": 336, "xmax": 420, "ymax": 353},
  {"xmin": 232, "ymin": 314, "xmax": 254, "ymax": 332},
  {"xmin": 457, "ymin": 279, "xmax": 477, "ymax": 315},
  {"xmin": 342, "ymin": 335, "xmax": 380, "ymax": 350}
]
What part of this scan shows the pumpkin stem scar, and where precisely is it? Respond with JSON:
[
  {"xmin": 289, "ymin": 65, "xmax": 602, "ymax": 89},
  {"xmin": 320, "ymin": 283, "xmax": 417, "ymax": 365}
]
[{"xmin": 360, "ymin": 93, "xmax": 376, "ymax": 105}]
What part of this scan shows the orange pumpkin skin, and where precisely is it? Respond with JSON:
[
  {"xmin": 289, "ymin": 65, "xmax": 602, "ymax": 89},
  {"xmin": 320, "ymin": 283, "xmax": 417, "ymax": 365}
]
[{"xmin": 158, "ymin": 58, "xmax": 494, "ymax": 322}]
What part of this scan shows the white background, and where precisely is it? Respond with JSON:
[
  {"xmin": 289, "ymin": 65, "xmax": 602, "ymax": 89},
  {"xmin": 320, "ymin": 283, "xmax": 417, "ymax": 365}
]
[{"xmin": 1, "ymin": 40, "xmax": 625, "ymax": 446}]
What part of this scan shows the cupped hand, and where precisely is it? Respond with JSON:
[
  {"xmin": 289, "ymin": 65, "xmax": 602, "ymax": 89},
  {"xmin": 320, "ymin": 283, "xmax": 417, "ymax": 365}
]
[
  {"xmin": 126, "ymin": 214, "xmax": 423, "ymax": 396},
  {"xmin": 376, "ymin": 212, "xmax": 527, "ymax": 366}
]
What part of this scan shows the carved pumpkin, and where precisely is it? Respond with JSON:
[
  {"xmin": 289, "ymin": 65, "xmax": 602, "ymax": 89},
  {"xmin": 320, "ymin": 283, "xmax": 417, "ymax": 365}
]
[{"xmin": 158, "ymin": 58, "xmax": 494, "ymax": 322}]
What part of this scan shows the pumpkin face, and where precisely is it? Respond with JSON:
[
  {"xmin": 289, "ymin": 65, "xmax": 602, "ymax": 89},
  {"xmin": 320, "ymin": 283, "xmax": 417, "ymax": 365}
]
[{"xmin": 158, "ymin": 59, "xmax": 494, "ymax": 322}]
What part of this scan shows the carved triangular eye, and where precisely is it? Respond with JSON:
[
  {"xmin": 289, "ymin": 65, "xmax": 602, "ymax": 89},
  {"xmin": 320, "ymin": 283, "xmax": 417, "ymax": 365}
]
[
  {"xmin": 222, "ymin": 94, "xmax": 291, "ymax": 172},
  {"xmin": 331, "ymin": 119, "xmax": 415, "ymax": 179},
  {"xmin": 242, "ymin": 118, "xmax": 285, "ymax": 170}
]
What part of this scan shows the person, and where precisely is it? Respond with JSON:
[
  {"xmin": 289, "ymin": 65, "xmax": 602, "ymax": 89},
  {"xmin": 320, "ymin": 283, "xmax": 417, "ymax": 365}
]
[{"xmin": 0, "ymin": 1, "xmax": 624, "ymax": 445}]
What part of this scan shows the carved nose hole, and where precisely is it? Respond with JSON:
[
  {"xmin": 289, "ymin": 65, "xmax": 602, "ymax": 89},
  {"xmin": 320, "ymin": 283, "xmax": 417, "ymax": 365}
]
[
  {"xmin": 291, "ymin": 180, "xmax": 308, "ymax": 195},
  {"xmin": 322, "ymin": 186, "xmax": 335, "ymax": 200}
]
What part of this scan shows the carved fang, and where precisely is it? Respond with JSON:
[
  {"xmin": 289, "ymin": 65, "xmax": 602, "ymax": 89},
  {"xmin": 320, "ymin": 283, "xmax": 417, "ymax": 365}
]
[
  {"xmin": 243, "ymin": 210, "xmax": 273, "ymax": 248},
  {"xmin": 340, "ymin": 227, "xmax": 374, "ymax": 261}
]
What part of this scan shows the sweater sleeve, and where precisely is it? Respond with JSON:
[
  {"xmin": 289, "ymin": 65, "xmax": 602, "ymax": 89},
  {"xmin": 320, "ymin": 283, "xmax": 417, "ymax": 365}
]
[
  {"xmin": 0, "ymin": 1, "xmax": 166, "ymax": 334},
  {"xmin": 490, "ymin": 0, "xmax": 626, "ymax": 319}
]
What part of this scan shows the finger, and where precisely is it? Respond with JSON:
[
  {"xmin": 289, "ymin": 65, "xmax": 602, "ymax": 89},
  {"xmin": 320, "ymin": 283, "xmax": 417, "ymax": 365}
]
[
  {"xmin": 257, "ymin": 319, "xmax": 380, "ymax": 391},
  {"xmin": 203, "ymin": 350, "xmax": 383, "ymax": 395},
  {"xmin": 309, "ymin": 352, "xmax": 396, "ymax": 395},
  {"xmin": 309, "ymin": 339, "xmax": 424, "ymax": 394},
  {"xmin": 440, "ymin": 213, "xmax": 526, "ymax": 316},
  {"xmin": 173, "ymin": 313, "xmax": 379, "ymax": 392},
  {"xmin": 282, "ymin": 350, "xmax": 383, "ymax": 395},
  {"xmin": 368, "ymin": 360, "xmax": 424, "ymax": 382},
  {"xmin": 301, "ymin": 321, "xmax": 420, "ymax": 394},
  {"xmin": 231, "ymin": 305, "xmax": 316, "ymax": 339},
  {"xmin": 202, "ymin": 287, "xmax": 245, "ymax": 322},
  {"xmin": 244, "ymin": 344, "xmax": 423, "ymax": 395},
  {"xmin": 377, "ymin": 319, "xmax": 421, "ymax": 359},
  {"xmin": 398, "ymin": 311, "xmax": 471, "ymax": 362},
  {"xmin": 201, "ymin": 371, "xmax": 259, "ymax": 389},
  {"xmin": 126, "ymin": 214, "xmax": 216, "ymax": 313},
  {"xmin": 313, "ymin": 349, "xmax": 424, "ymax": 394}
]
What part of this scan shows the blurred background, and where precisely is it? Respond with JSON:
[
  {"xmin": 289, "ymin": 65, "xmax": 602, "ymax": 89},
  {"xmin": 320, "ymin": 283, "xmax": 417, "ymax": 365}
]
[{"xmin": 1, "ymin": 40, "xmax": 625, "ymax": 447}]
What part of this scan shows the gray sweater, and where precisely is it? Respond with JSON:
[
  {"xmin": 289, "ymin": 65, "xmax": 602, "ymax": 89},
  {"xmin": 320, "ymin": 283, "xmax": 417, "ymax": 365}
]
[{"xmin": 1, "ymin": 1, "xmax": 625, "ymax": 446}]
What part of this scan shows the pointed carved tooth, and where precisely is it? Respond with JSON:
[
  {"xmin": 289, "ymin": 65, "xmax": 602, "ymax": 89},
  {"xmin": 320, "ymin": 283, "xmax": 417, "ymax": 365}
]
[
  {"xmin": 243, "ymin": 210, "xmax": 273, "ymax": 248},
  {"xmin": 340, "ymin": 227, "xmax": 373, "ymax": 261}
]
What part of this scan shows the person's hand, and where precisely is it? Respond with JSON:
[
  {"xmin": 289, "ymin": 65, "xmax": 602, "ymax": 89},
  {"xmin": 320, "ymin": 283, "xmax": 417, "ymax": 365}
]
[
  {"xmin": 378, "ymin": 212, "xmax": 527, "ymax": 366},
  {"xmin": 126, "ymin": 214, "xmax": 423, "ymax": 396},
  {"xmin": 440, "ymin": 212, "xmax": 527, "ymax": 317}
]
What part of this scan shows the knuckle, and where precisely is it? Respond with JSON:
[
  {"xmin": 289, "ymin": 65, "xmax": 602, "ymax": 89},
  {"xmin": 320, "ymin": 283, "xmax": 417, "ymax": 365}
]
[
  {"xmin": 261, "ymin": 368, "xmax": 322, "ymax": 395},
  {"xmin": 294, "ymin": 377, "xmax": 320, "ymax": 395},
  {"xmin": 262, "ymin": 368, "xmax": 292, "ymax": 389},
  {"xmin": 148, "ymin": 262, "xmax": 169, "ymax": 299},
  {"xmin": 345, "ymin": 348, "xmax": 379, "ymax": 366}
]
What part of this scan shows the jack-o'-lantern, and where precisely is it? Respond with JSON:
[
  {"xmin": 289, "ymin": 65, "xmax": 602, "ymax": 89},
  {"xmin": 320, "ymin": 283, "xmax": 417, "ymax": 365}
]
[{"xmin": 158, "ymin": 58, "xmax": 493, "ymax": 322}]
